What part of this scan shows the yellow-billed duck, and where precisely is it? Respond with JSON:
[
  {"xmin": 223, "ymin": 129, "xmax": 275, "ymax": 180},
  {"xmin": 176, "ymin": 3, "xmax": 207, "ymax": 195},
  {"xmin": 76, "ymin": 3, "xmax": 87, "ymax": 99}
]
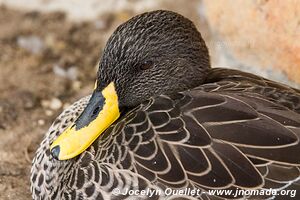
[{"xmin": 31, "ymin": 10, "xmax": 300, "ymax": 200}]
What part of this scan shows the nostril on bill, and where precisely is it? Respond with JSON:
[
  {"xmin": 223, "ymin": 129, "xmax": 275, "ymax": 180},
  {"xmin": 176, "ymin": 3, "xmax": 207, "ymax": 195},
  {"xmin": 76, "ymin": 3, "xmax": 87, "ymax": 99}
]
[
  {"xmin": 51, "ymin": 145, "xmax": 60, "ymax": 160},
  {"xmin": 92, "ymin": 107, "xmax": 100, "ymax": 116}
]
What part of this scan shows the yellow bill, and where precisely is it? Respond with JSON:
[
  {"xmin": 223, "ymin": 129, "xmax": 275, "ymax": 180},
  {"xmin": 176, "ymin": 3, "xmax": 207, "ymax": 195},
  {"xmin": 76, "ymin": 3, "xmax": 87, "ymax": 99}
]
[{"xmin": 50, "ymin": 82, "xmax": 120, "ymax": 160}]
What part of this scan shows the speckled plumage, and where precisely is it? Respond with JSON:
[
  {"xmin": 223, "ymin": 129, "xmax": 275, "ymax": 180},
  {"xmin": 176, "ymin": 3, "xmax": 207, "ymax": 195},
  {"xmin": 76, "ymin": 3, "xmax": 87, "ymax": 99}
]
[
  {"xmin": 97, "ymin": 10, "xmax": 210, "ymax": 107},
  {"xmin": 31, "ymin": 10, "xmax": 300, "ymax": 200}
]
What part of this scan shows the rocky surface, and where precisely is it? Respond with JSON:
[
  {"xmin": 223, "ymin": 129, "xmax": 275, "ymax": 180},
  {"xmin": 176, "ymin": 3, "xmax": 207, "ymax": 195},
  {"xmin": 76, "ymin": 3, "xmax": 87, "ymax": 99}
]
[{"xmin": 203, "ymin": 0, "xmax": 300, "ymax": 85}]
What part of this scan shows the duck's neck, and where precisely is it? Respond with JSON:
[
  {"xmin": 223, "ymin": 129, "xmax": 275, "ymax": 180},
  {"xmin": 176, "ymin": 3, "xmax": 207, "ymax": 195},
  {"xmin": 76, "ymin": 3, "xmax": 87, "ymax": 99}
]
[{"xmin": 31, "ymin": 129, "xmax": 73, "ymax": 199}]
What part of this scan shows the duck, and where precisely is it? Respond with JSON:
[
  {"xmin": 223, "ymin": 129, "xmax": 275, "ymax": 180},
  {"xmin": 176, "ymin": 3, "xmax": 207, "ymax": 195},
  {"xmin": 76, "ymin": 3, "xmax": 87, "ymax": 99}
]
[{"xmin": 31, "ymin": 10, "xmax": 300, "ymax": 200}]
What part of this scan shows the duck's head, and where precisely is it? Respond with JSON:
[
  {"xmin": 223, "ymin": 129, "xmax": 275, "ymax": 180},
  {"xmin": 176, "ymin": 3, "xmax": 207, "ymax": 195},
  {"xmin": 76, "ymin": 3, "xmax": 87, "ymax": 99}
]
[{"xmin": 51, "ymin": 10, "xmax": 210, "ymax": 160}]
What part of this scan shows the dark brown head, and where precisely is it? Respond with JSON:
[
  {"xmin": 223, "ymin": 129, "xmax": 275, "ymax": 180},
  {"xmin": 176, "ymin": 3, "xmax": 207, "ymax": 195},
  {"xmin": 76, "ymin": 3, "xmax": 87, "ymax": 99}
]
[
  {"xmin": 50, "ymin": 10, "xmax": 211, "ymax": 160},
  {"xmin": 97, "ymin": 10, "xmax": 210, "ymax": 107}
]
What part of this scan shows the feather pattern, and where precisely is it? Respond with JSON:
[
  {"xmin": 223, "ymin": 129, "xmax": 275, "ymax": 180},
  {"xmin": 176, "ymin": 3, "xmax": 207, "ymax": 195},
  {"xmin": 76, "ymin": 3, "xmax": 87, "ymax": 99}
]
[{"xmin": 31, "ymin": 68, "xmax": 300, "ymax": 199}]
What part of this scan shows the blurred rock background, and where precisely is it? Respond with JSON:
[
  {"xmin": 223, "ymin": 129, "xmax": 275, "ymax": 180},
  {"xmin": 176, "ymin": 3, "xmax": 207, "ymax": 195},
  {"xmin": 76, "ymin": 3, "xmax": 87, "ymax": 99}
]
[
  {"xmin": 0, "ymin": 0, "xmax": 299, "ymax": 199},
  {"xmin": 204, "ymin": 0, "xmax": 300, "ymax": 87}
]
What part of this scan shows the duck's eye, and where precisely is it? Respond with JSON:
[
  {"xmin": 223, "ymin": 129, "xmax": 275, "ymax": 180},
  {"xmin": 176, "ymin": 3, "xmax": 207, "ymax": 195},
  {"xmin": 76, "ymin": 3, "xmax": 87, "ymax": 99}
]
[{"xmin": 139, "ymin": 60, "xmax": 154, "ymax": 70}]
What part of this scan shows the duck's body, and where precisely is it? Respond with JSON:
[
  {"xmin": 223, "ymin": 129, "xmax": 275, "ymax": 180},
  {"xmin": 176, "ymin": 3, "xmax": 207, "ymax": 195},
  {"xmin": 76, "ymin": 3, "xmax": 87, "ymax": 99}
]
[
  {"xmin": 31, "ymin": 10, "xmax": 300, "ymax": 200},
  {"xmin": 31, "ymin": 68, "xmax": 300, "ymax": 199}
]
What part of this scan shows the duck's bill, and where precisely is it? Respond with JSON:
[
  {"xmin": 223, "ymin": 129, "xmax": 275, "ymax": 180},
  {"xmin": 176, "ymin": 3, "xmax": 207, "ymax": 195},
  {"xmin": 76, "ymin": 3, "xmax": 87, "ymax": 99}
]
[{"xmin": 50, "ymin": 82, "xmax": 120, "ymax": 160}]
